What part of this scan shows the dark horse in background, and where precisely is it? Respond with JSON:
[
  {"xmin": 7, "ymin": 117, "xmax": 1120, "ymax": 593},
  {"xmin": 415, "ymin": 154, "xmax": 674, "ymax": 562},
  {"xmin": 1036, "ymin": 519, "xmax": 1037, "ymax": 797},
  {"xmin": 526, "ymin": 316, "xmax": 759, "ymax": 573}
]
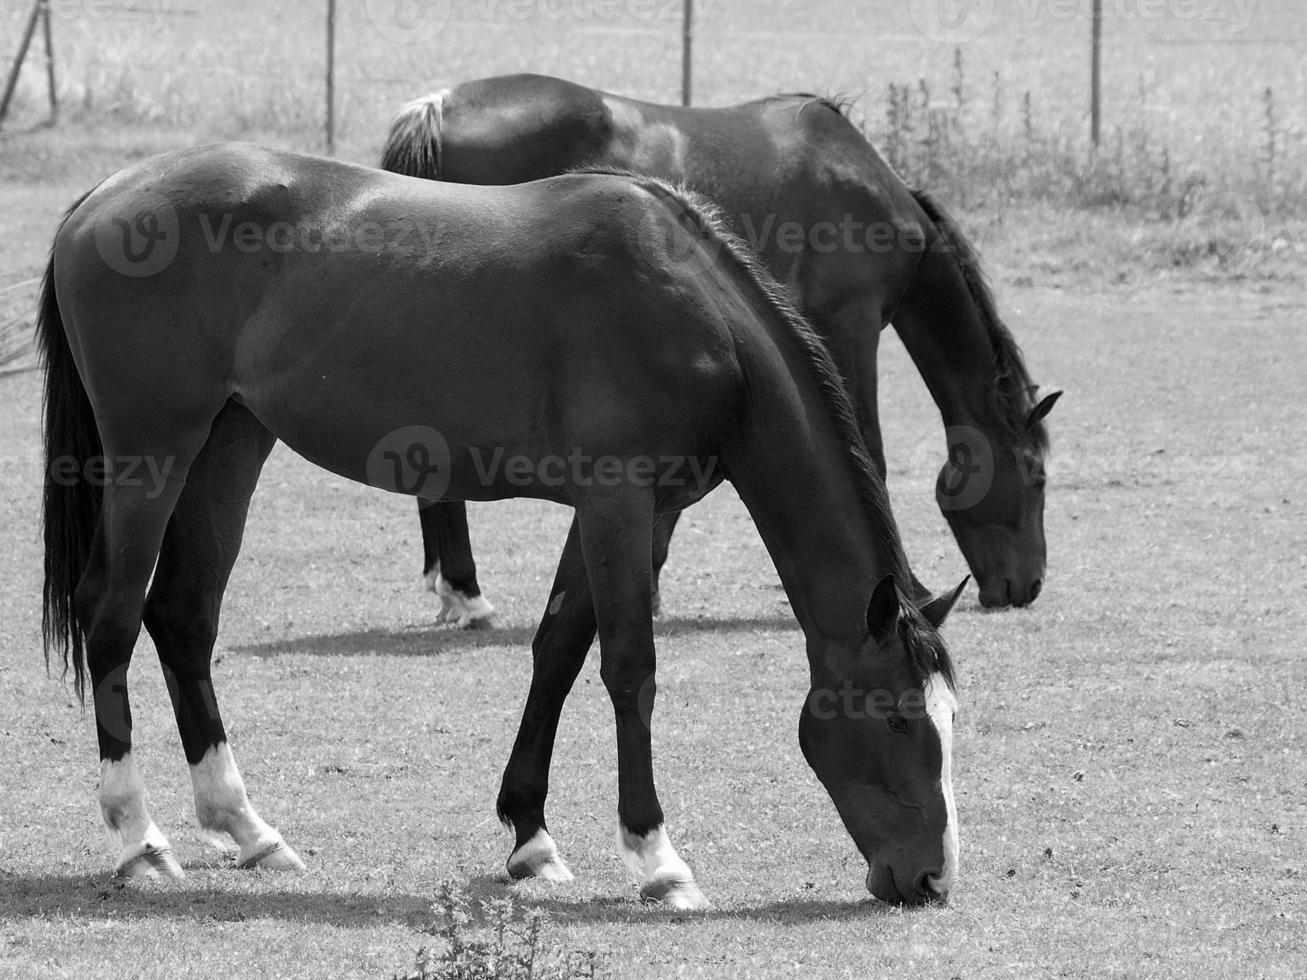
[
  {"xmin": 382, "ymin": 73, "xmax": 1061, "ymax": 622},
  {"xmin": 41, "ymin": 144, "xmax": 966, "ymax": 907}
]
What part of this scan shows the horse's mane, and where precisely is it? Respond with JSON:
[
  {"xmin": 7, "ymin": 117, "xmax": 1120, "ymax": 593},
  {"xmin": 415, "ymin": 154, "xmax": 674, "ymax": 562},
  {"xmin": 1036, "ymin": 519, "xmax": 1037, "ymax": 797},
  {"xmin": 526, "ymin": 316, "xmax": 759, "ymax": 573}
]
[
  {"xmin": 761, "ymin": 94, "xmax": 1044, "ymax": 453},
  {"xmin": 761, "ymin": 91, "xmax": 860, "ymax": 121},
  {"xmin": 909, "ymin": 190, "xmax": 1047, "ymax": 452},
  {"xmin": 574, "ymin": 166, "xmax": 954, "ymax": 687}
]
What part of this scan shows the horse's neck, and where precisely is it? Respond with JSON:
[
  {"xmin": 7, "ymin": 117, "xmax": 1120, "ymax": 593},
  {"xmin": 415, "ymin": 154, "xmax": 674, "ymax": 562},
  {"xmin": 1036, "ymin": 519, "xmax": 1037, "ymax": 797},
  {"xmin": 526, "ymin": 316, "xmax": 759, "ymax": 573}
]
[
  {"xmin": 892, "ymin": 242, "xmax": 1000, "ymax": 427},
  {"xmin": 722, "ymin": 323, "xmax": 909, "ymax": 647}
]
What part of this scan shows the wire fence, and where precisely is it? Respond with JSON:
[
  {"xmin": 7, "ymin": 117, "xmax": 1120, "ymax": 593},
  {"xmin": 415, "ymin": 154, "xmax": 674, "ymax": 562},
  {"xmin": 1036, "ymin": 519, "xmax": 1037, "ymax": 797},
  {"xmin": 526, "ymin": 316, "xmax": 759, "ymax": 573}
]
[
  {"xmin": 3, "ymin": 0, "xmax": 1302, "ymax": 153},
  {"xmin": 0, "ymin": 0, "xmax": 1302, "ymax": 371}
]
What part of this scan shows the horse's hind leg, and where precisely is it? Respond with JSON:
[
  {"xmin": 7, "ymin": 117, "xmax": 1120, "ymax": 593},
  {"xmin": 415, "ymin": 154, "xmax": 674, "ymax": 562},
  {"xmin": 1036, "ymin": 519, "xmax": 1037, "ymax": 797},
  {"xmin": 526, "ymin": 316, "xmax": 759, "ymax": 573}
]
[
  {"xmin": 418, "ymin": 501, "xmax": 499, "ymax": 628},
  {"xmin": 141, "ymin": 401, "xmax": 304, "ymax": 872},
  {"xmin": 81, "ymin": 432, "xmax": 209, "ymax": 878}
]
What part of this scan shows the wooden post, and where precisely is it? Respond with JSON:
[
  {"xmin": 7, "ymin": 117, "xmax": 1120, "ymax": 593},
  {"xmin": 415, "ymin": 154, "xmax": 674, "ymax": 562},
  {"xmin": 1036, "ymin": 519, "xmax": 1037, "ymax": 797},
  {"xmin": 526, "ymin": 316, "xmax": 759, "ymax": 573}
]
[
  {"xmin": 1090, "ymin": 0, "xmax": 1102, "ymax": 150},
  {"xmin": 325, "ymin": 0, "xmax": 337, "ymax": 154},
  {"xmin": 681, "ymin": 0, "xmax": 693, "ymax": 107},
  {"xmin": 0, "ymin": 0, "xmax": 44, "ymax": 131},
  {"xmin": 41, "ymin": 0, "xmax": 56, "ymax": 120}
]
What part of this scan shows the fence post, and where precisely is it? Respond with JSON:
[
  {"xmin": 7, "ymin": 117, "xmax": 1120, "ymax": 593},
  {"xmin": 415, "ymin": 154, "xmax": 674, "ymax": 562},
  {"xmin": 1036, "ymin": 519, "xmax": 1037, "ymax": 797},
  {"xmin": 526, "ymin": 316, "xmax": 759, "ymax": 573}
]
[
  {"xmin": 325, "ymin": 0, "xmax": 337, "ymax": 154},
  {"xmin": 681, "ymin": 0, "xmax": 693, "ymax": 107},
  {"xmin": 1090, "ymin": 0, "xmax": 1102, "ymax": 150},
  {"xmin": 41, "ymin": 0, "xmax": 56, "ymax": 119},
  {"xmin": 0, "ymin": 0, "xmax": 45, "ymax": 131}
]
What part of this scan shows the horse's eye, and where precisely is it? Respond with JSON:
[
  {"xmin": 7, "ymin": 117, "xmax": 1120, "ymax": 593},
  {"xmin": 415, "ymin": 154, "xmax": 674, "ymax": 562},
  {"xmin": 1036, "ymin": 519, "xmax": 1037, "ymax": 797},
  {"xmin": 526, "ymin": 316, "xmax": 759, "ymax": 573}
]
[{"xmin": 887, "ymin": 714, "xmax": 910, "ymax": 735}]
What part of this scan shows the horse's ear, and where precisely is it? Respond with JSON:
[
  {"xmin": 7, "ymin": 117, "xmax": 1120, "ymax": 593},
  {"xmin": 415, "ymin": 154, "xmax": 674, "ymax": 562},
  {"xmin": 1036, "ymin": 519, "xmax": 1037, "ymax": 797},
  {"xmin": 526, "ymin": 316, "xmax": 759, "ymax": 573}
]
[
  {"xmin": 1027, "ymin": 386, "xmax": 1063, "ymax": 428},
  {"xmin": 917, "ymin": 577, "xmax": 969, "ymax": 629},
  {"xmin": 866, "ymin": 574, "xmax": 904, "ymax": 640}
]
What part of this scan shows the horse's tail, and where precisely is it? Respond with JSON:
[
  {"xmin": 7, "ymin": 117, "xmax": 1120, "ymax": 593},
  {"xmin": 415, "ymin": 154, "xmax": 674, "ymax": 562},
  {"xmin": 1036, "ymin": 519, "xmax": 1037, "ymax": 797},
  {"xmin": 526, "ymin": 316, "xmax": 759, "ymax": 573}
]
[
  {"xmin": 39, "ymin": 195, "xmax": 101, "ymax": 701},
  {"xmin": 380, "ymin": 90, "xmax": 448, "ymax": 179}
]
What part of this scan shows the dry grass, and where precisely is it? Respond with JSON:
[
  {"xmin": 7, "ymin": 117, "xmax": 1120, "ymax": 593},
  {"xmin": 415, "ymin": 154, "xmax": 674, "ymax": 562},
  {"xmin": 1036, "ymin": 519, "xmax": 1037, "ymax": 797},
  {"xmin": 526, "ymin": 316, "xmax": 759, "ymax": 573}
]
[
  {"xmin": 0, "ymin": 4, "xmax": 1304, "ymax": 976},
  {"xmin": 2, "ymin": 0, "xmax": 1303, "ymax": 203},
  {"xmin": 1, "ymin": 279, "xmax": 1304, "ymax": 977},
  {"xmin": 1, "ymin": 0, "xmax": 1301, "ymax": 297}
]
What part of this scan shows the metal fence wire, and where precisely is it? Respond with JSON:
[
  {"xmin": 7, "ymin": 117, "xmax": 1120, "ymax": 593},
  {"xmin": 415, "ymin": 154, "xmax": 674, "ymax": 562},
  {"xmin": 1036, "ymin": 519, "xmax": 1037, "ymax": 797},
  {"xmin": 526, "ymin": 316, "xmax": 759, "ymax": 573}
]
[{"xmin": 2, "ymin": 0, "xmax": 1302, "ymax": 156}]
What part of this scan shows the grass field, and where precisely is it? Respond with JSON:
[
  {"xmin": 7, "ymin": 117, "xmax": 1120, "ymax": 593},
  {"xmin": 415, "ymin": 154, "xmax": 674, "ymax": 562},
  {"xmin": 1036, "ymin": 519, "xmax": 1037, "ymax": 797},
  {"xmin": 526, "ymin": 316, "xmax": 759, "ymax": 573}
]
[
  {"xmin": 1, "ymin": 275, "xmax": 1304, "ymax": 976},
  {"xmin": 2, "ymin": 0, "xmax": 1304, "ymax": 314},
  {"xmin": 1, "ymin": 3, "xmax": 1305, "ymax": 977}
]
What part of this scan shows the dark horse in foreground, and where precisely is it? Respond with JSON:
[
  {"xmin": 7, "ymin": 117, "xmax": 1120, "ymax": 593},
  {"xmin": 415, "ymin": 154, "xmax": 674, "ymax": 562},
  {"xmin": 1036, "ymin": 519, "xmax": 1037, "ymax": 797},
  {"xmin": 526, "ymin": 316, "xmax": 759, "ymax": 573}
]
[
  {"xmin": 382, "ymin": 74, "xmax": 1060, "ymax": 623},
  {"xmin": 41, "ymin": 144, "xmax": 966, "ymax": 907}
]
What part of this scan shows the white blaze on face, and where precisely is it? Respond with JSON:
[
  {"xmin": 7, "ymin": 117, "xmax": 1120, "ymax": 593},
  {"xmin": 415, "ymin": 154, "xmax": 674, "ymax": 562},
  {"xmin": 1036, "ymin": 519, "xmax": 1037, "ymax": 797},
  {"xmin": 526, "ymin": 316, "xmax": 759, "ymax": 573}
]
[{"xmin": 924, "ymin": 674, "xmax": 959, "ymax": 895}]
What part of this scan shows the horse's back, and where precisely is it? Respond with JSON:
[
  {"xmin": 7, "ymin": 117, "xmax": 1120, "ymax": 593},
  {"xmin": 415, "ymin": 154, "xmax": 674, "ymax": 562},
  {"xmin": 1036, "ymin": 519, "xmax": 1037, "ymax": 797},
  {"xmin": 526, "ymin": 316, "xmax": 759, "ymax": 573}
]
[
  {"xmin": 441, "ymin": 74, "xmax": 615, "ymax": 183},
  {"xmin": 433, "ymin": 78, "xmax": 926, "ymax": 308},
  {"xmin": 51, "ymin": 145, "xmax": 745, "ymax": 495}
]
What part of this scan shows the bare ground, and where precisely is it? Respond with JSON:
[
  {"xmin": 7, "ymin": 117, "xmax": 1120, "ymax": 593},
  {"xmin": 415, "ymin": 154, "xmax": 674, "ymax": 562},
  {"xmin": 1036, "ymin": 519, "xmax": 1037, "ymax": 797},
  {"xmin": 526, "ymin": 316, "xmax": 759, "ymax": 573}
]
[{"xmin": 1, "ymin": 265, "xmax": 1303, "ymax": 976}]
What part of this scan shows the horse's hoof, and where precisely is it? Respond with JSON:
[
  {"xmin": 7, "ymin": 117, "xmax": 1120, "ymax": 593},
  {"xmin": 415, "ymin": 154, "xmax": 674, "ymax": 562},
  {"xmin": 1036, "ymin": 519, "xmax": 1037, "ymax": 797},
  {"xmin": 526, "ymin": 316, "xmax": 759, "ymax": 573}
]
[
  {"xmin": 462, "ymin": 613, "xmax": 501, "ymax": 631},
  {"xmin": 506, "ymin": 833, "xmax": 574, "ymax": 882},
  {"xmin": 639, "ymin": 872, "xmax": 710, "ymax": 910},
  {"xmin": 237, "ymin": 839, "xmax": 306, "ymax": 871},
  {"xmin": 116, "ymin": 846, "xmax": 184, "ymax": 880},
  {"xmin": 509, "ymin": 852, "xmax": 573, "ymax": 882}
]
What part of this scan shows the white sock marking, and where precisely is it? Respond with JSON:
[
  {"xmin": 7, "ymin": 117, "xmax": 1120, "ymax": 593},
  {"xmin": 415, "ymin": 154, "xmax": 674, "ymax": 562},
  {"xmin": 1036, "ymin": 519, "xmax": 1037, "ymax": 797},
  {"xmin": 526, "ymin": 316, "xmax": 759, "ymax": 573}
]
[
  {"xmin": 191, "ymin": 742, "xmax": 298, "ymax": 868},
  {"xmin": 507, "ymin": 828, "xmax": 573, "ymax": 882},
  {"xmin": 617, "ymin": 823, "xmax": 709, "ymax": 908},
  {"xmin": 617, "ymin": 823, "xmax": 693, "ymax": 884},
  {"xmin": 100, "ymin": 753, "xmax": 173, "ymax": 870},
  {"xmin": 427, "ymin": 571, "xmax": 497, "ymax": 627}
]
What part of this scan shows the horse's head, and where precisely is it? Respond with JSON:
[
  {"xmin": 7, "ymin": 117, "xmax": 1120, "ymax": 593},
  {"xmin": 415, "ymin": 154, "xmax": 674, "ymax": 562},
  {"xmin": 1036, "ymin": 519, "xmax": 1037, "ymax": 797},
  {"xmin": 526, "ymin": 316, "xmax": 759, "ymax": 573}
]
[
  {"xmin": 936, "ymin": 386, "xmax": 1062, "ymax": 608},
  {"xmin": 800, "ymin": 575, "xmax": 965, "ymax": 905}
]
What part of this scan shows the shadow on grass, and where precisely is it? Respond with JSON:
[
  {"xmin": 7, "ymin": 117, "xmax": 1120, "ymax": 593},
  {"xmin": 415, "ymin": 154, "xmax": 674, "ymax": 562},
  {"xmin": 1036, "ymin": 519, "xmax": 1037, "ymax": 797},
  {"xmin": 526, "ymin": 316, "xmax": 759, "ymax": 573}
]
[
  {"xmin": 0, "ymin": 869, "xmax": 891, "ymax": 929},
  {"xmin": 0, "ymin": 873, "xmax": 431, "ymax": 928},
  {"xmin": 460, "ymin": 874, "xmax": 892, "ymax": 926},
  {"xmin": 230, "ymin": 615, "xmax": 798, "ymax": 659}
]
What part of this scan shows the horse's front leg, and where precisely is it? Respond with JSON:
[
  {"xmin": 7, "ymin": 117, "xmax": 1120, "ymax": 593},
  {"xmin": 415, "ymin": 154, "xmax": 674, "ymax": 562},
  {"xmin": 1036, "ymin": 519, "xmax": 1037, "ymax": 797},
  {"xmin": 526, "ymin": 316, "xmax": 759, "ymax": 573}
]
[
  {"xmin": 497, "ymin": 516, "xmax": 594, "ymax": 882},
  {"xmin": 577, "ymin": 488, "xmax": 708, "ymax": 910},
  {"xmin": 649, "ymin": 509, "xmax": 682, "ymax": 617}
]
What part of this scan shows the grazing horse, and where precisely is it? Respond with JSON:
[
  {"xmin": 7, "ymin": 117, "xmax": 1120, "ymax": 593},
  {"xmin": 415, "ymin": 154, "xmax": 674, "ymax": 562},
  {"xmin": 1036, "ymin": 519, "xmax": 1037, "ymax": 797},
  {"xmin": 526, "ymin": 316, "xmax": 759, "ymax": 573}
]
[
  {"xmin": 41, "ymin": 144, "xmax": 966, "ymax": 907},
  {"xmin": 382, "ymin": 73, "xmax": 1061, "ymax": 620}
]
